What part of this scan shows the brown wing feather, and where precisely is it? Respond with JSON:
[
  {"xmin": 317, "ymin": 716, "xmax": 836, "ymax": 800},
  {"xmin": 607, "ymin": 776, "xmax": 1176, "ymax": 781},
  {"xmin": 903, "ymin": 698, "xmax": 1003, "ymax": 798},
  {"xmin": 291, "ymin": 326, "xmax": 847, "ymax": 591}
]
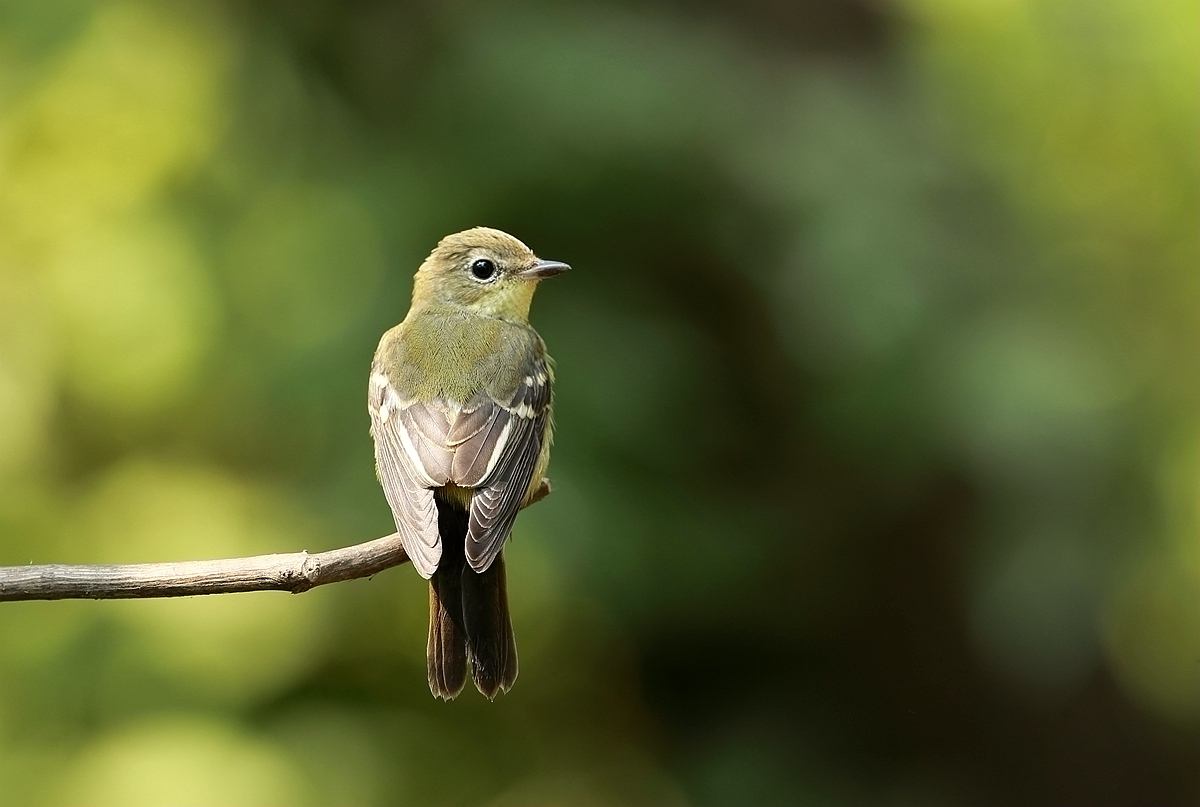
[
  {"xmin": 370, "ymin": 352, "xmax": 552, "ymax": 577},
  {"xmin": 369, "ymin": 369, "xmax": 448, "ymax": 579},
  {"xmin": 463, "ymin": 357, "xmax": 552, "ymax": 572},
  {"xmin": 465, "ymin": 411, "xmax": 545, "ymax": 571},
  {"xmin": 451, "ymin": 406, "xmax": 510, "ymax": 485}
]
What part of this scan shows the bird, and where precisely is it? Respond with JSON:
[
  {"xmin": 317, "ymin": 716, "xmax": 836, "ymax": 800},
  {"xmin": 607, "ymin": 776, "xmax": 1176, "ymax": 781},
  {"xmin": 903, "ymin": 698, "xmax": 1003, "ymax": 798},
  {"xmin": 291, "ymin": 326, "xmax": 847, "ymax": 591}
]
[{"xmin": 368, "ymin": 227, "xmax": 568, "ymax": 699}]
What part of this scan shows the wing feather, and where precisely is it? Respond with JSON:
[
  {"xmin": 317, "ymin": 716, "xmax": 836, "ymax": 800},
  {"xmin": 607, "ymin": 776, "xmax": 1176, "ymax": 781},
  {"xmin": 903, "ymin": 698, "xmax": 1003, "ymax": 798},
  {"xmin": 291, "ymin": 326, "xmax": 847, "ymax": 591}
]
[
  {"xmin": 452, "ymin": 408, "xmax": 509, "ymax": 485},
  {"xmin": 462, "ymin": 355, "xmax": 552, "ymax": 572},
  {"xmin": 370, "ymin": 347, "xmax": 552, "ymax": 578},
  {"xmin": 465, "ymin": 412, "xmax": 544, "ymax": 571},
  {"xmin": 370, "ymin": 371, "xmax": 449, "ymax": 579}
]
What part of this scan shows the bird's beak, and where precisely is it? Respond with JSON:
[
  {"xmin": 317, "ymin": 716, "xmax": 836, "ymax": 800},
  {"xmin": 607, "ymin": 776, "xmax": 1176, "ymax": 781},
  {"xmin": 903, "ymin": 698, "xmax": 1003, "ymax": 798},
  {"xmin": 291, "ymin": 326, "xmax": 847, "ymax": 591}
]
[{"xmin": 519, "ymin": 259, "xmax": 571, "ymax": 279}]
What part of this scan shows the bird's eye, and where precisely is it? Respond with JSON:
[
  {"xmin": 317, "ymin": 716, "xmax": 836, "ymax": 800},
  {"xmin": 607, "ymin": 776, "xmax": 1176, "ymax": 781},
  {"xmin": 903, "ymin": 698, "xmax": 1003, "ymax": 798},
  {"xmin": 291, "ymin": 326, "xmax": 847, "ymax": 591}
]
[{"xmin": 469, "ymin": 258, "xmax": 498, "ymax": 282}]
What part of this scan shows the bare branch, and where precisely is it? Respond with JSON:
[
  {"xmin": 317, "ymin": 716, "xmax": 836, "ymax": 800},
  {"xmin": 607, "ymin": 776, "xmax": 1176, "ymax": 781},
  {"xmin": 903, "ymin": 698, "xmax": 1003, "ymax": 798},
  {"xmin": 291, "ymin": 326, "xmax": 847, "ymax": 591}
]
[
  {"xmin": 0, "ymin": 533, "xmax": 409, "ymax": 602},
  {"xmin": 0, "ymin": 479, "xmax": 553, "ymax": 602}
]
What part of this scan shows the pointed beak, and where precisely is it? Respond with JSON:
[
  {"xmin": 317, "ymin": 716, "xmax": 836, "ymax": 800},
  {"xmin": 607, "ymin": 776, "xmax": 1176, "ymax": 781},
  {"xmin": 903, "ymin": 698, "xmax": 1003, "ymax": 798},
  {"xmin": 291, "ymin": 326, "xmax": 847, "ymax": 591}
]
[{"xmin": 519, "ymin": 259, "xmax": 571, "ymax": 279}]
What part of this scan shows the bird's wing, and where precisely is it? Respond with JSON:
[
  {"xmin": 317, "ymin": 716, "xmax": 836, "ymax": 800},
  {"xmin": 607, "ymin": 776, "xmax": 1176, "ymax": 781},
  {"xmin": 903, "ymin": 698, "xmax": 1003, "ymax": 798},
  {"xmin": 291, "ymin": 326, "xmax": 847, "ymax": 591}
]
[
  {"xmin": 460, "ymin": 353, "xmax": 552, "ymax": 572},
  {"xmin": 370, "ymin": 348, "xmax": 552, "ymax": 578},
  {"xmin": 369, "ymin": 367, "xmax": 448, "ymax": 579}
]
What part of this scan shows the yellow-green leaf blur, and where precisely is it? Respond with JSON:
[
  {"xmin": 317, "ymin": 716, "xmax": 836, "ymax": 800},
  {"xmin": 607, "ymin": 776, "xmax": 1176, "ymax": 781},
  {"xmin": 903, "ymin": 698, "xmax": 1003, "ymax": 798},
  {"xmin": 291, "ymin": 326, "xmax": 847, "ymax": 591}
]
[{"xmin": 0, "ymin": 0, "xmax": 1196, "ymax": 804}]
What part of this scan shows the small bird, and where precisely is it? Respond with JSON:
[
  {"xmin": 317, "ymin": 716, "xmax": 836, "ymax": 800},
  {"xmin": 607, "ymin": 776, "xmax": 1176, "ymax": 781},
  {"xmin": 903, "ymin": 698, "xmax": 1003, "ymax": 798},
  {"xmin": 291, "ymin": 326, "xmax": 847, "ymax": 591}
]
[{"xmin": 369, "ymin": 227, "xmax": 567, "ymax": 699}]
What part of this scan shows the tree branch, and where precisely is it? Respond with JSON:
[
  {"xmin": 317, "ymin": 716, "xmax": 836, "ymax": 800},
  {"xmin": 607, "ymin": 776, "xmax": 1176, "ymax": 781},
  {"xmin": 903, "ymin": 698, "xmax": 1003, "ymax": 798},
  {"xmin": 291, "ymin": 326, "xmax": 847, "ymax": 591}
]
[
  {"xmin": 0, "ymin": 533, "xmax": 409, "ymax": 602},
  {"xmin": 0, "ymin": 480, "xmax": 552, "ymax": 603}
]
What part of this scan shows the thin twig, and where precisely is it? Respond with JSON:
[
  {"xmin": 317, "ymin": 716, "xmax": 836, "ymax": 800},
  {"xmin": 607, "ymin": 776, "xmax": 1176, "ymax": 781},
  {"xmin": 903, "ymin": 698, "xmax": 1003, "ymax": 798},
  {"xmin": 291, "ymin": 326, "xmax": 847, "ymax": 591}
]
[
  {"xmin": 0, "ymin": 533, "xmax": 410, "ymax": 602},
  {"xmin": 0, "ymin": 481, "xmax": 551, "ymax": 603}
]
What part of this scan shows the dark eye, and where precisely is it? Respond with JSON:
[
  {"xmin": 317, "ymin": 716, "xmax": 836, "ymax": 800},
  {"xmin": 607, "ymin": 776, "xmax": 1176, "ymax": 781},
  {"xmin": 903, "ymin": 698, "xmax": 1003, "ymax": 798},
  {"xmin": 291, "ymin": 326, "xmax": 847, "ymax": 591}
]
[{"xmin": 470, "ymin": 258, "xmax": 497, "ymax": 281}]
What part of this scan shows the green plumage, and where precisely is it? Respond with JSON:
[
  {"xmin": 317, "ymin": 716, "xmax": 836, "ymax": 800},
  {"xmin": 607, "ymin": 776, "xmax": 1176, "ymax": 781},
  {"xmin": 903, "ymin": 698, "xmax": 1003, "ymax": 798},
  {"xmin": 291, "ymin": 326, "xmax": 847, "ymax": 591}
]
[{"xmin": 376, "ymin": 306, "xmax": 547, "ymax": 408}]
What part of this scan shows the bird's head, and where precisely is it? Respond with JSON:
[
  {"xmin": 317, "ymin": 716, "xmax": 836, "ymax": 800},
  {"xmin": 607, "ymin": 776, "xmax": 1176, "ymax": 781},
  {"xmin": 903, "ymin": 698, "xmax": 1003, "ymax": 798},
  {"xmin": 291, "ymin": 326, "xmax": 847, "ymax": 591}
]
[{"xmin": 411, "ymin": 227, "xmax": 569, "ymax": 322}]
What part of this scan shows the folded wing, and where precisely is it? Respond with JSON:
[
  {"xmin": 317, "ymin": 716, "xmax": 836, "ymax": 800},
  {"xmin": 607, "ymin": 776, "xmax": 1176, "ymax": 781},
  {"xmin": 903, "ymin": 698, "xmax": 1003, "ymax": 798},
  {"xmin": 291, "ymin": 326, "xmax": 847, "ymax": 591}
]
[
  {"xmin": 464, "ymin": 359, "xmax": 551, "ymax": 572},
  {"xmin": 369, "ymin": 353, "xmax": 551, "ymax": 578}
]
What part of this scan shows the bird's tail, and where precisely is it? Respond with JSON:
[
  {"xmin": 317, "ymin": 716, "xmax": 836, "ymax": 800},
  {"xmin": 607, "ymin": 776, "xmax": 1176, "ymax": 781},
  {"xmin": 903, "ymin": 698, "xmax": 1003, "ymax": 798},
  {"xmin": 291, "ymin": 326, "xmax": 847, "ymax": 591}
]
[
  {"xmin": 426, "ymin": 502, "xmax": 517, "ymax": 700},
  {"xmin": 427, "ymin": 504, "xmax": 467, "ymax": 699},
  {"xmin": 462, "ymin": 552, "xmax": 518, "ymax": 699},
  {"xmin": 427, "ymin": 565, "xmax": 466, "ymax": 699}
]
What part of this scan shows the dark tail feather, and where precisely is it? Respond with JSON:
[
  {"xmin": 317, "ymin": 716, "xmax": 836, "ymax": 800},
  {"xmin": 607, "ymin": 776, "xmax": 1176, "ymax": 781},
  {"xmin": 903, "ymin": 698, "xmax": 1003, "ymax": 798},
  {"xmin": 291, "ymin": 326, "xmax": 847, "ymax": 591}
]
[
  {"xmin": 462, "ymin": 552, "xmax": 519, "ymax": 699},
  {"xmin": 427, "ymin": 507, "xmax": 468, "ymax": 700}
]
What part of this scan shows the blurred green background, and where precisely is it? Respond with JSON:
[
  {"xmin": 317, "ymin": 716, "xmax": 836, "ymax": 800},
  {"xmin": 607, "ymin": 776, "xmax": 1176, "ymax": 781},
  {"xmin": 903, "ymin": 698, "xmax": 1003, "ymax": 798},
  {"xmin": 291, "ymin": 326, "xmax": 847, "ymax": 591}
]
[{"xmin": 0, "ymin": 0, "xmax": 1196, "ymax": 804}]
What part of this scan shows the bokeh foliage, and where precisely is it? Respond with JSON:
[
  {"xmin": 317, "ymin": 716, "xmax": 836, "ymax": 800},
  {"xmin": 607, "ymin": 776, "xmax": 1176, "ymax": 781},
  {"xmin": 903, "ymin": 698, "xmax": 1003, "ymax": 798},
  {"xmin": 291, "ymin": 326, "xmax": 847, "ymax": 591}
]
[{"xmin": 0, "ymin": 0, "xmax": 1196, "ymax": 804}]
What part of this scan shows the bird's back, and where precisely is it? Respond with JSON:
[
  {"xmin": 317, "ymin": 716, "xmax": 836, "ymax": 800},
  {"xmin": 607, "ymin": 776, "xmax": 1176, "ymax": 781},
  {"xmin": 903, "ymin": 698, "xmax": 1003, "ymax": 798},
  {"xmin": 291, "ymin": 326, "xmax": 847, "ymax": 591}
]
[{"xmin": 377, "ymin": 305, "xmax": 546, "ymax": 408}]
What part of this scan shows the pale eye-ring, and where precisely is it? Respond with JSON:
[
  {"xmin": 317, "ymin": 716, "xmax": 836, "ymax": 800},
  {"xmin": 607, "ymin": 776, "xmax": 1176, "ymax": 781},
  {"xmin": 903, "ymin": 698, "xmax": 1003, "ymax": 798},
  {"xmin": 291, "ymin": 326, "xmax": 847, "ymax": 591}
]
[{"xmin": 469, "ymin": 258, "xmax": 498, "ymax": 282}]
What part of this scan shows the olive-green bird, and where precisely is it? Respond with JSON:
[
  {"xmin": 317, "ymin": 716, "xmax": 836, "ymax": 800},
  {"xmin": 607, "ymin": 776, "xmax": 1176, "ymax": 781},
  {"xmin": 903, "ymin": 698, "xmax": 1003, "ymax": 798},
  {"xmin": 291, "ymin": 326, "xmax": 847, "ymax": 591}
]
[{"xmin": 369, "ymin": 227, "xmax": 567, "ymax": 700}]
